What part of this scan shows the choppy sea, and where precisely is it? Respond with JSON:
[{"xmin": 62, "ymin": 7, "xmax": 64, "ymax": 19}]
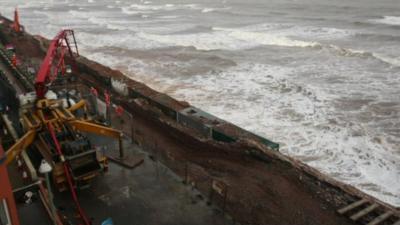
[{"xmin": 1, "ymin": 0, "xmax": 399, "ymax": 206}]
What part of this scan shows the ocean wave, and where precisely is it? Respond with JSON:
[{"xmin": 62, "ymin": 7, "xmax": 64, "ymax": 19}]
[
  {"xmin": 355, "ymin": 33, "xmax": 400, "ymax": 42},
  {"xmin": 201, "ymin": 7, "xmax": 231, "ymax": 13},
  {"xmin": 214, "ymin": 23, "xmax": 354, "ymax": 41},
  {"xmin": 125, "ymin": 3, "xmax": 200, "ymax": 12},
  {"xmin": 326, "ymin": 45, "xmax": 372, "ymax": 58},
  {"xmin": 77, "ymin": 31, "xmax": 166, "ymax": 50},
  {"xmin": 226, "ymin": 29, "xmax": 322, "ymax": 48},
  {"xmin": 133, "ymin": 26, "xmax": 400, "ymax": 67},
  {"xmin": 121, "ymin": 6, "xmax": 142, "ymax": 15},
  {"xmin": 19, "ymin": 1, "xmax": 46, "ymax": 9},
  {"xmin": 371, "ymin": 16, "xmax": 400, "ymax": 26},
  {"xmin": 128, "ymin": 3, "xmax": 164, "ymax": 11},
  {"xmin": 168, "ymin": 62, "xmax": 400, "ymax": 206},
  {"xmin": 70, "ymin": 13, "xmax": 400, "ymax": 68},
  {"xmin": 201, "ymin": 8, "xmax": 216, "ymax": 13},
  {"xmin": 136, "ymin": 27, "xmax": 322, "ymax": 50},
  {"xmin": 322, "ymin": 45, "xmax": 400, "ymax": 67},
  {"xmin": 135, "ymin": 31, "xmax": 244, "ymax": 50},
  {"xmin": 373, "ymin": 54, "xmax": 400, "ymax": 67}
]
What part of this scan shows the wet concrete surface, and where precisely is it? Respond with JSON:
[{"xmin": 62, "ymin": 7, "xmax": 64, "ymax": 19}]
[
  {"xmin": 0, "ymin": 69, "xmax": 229, "ymax": 225},
  {"xmin": 17, "ymin": 200, "xmax": 52, "ymax": 225},
  {"xmin": 54, "ymin": 135, "xmax": 230, "ymax": 225}
]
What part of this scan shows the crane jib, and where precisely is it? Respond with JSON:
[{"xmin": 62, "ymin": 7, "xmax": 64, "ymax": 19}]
[{"xmin": 34, "ymin": 29, "xmax": 79, "ymax": 99}]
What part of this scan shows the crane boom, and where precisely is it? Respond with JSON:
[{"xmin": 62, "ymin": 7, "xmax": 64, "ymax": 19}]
[
  {"xmin": 35, "ymin": 30, "xmax": 79, "ymax": 99},
  {"xmin": 13, "ymin": 8, "xmax": 21, "ymax": 33}
]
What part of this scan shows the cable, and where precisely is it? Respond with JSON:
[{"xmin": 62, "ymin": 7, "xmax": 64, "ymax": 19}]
[{"xmin": 47, "ymin": 123, "xmax": 91, "ymax": 225}]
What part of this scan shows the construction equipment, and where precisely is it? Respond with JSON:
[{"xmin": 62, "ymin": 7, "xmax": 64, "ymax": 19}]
[
  {"xmin": 3, "ymin": 97, "xmax": 124, "ymax": 225},
  {"xmin": 2, "ymin": 30, "xmax": 123, "ymax": 225},
  {"xmin": 35, "ymin": 29, "xmax": 78, "ymax": 99},
  {"xmin": 12, "ymin": 8, "xmax": 21, "ymax": 33}
]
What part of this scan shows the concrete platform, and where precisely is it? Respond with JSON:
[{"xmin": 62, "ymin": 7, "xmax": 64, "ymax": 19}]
[
  {"xmin": 17, "ymin": 200, "xmax": 52, "ymax": 225},
  {"xmin": 52, "ymin": 135, "xmax": 230, "ymax": 225}
]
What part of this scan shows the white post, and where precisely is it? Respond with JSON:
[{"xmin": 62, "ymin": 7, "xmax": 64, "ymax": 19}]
[{"xmin": 39, "ymin": 160, "xmax": 57, "ymax": 225}]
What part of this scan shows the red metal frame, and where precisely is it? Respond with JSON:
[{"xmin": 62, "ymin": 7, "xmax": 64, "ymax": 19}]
[
  {"xmin": 0, "ymin": 145, "xmax": 20, "ymax": 225},
  {"xmin": 47, "ymin": 123, "xmax": 91, "ymax": 225},
  {"xmin": 35, "ymin": 30, "xmax": 79, "ymax": 99}
]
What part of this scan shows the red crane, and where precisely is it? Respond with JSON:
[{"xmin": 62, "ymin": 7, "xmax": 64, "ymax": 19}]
[
  {"xmin": 33, "ymin": 30, "xmax": 92, "ymax": 225},
  {"xmin": 35, "ymin": 29, "xmax": 79, "ymax": 99},
  {"xmin": 13, "ymin": 8, "xmax": 21, "ymax": 33}
]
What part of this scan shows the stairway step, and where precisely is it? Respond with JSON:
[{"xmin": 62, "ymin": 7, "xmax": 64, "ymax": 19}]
[
  {"xmin": 338, "ymin": 199, "xmax": 368, "ymax": 214},
  {"xmin": 350, "ymin": 203, "xmax": 379, "ymax": 221},
  {"xmin": 366, "ymin": 211, "xmax": 393, "ymax": 225}
]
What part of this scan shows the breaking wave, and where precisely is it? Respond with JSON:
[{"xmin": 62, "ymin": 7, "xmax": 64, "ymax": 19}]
[
  {"xmin": 135, "ymin": 27, "xmax": 321, "ymax": 50},
  {"xmin": 134, "ymin": 26, "xmax": 400, "ymax": 67},
  {"xmin": 121, "ymin": 3, "xmax": 200, "ymax": 12},
  {"xmin": 121, "ymin": 7, "xmax": 141, "ymax": 15},
  {"xmin": 169, "ymin": 62, "xmax": 400, "ymax": 206},
  {"xmin": 371, "ymin": 16, "xmax": 400, "ymax": 26},
  {"xmin": 317, "ymin": 45, "xmax": 400, "ymax": 67},
  {"xmin": 220, "ymin": 28, "xmax": 322, "ymax": 48},
  {"xmin": 2, "ymin": 0, "xmax": 399, "ymax": 207},
  {"xmin": 373, "ymin": 54, "xmax": 400, "ymax": 67},
  {"xmin": 201, "ymin": 7, "xmax": 230, "ymax": 13}
]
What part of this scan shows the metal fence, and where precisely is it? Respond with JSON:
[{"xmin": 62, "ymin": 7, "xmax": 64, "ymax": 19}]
[
  {"xmin": 79, "ymin": 89, "xmax": 268, "ymax": 225},
  {"xmin": 126, "ymin": 87, "xmax": 279, "ymax": 151}
]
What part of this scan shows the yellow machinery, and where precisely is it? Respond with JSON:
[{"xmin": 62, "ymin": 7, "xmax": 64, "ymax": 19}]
[
  {"xmin": 4, "ymin": 98, "xmax": 123, "ymax": 191},
  {"xmin": 1, "ymin": 28, "xmax": 120, "ymax": 224}
]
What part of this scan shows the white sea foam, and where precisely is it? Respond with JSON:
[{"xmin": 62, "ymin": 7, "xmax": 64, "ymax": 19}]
[
  {"xmin": 128, "ymin": 3, "xmax": 164, "ymax": 11},
  {"xmin": 166, "ymin": 62, "xmax": 400, "ymax": 206},
  {"xmin": 136, "ymin": 31, "xmax": 252, "ymax": 50},
  {"xmin": 372, "ymin": 16, "xmax": 400, "ymax": 26},
  {"xmin": 2, "ymin": 0, "xmax": 399, "ymax": 207},
  {"xmin": 121, "ymin": 7, "xmax": 141, "ymax": 15},
  {"xmin": 373, "ymin": 53, "xmax": 400, "ymax": 67},
  {"xmin": 77, "ymin": 32, "xmax": 164, "ymax": 50},
  {"xmin": 201, "ymin": 7, "xmax": 230, "ymax": 13},
  {"xmin": 202, "ymin": 8, "xmax": 215, "ymax": 13},
  {"xmin": 121, "ymin": 3, "xmax": 202, "ymax": 12},
  {"xmin": 89, "ymin": 22, "xmax": 400, "ymax": 68},
  {"xmin": 323, "ymin": 45, "xmax": 400, "ymax": 67},
  {"xmin": 136, "ymin": 27, "xmax": 322, "ymax": 50},
  {"xmin": 227, "ymin": 29, "xmax": 321, "ymax": 48},
  {"xmin": 67, "ymin": 22, "xmax": 400, "ymax": 209}
]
